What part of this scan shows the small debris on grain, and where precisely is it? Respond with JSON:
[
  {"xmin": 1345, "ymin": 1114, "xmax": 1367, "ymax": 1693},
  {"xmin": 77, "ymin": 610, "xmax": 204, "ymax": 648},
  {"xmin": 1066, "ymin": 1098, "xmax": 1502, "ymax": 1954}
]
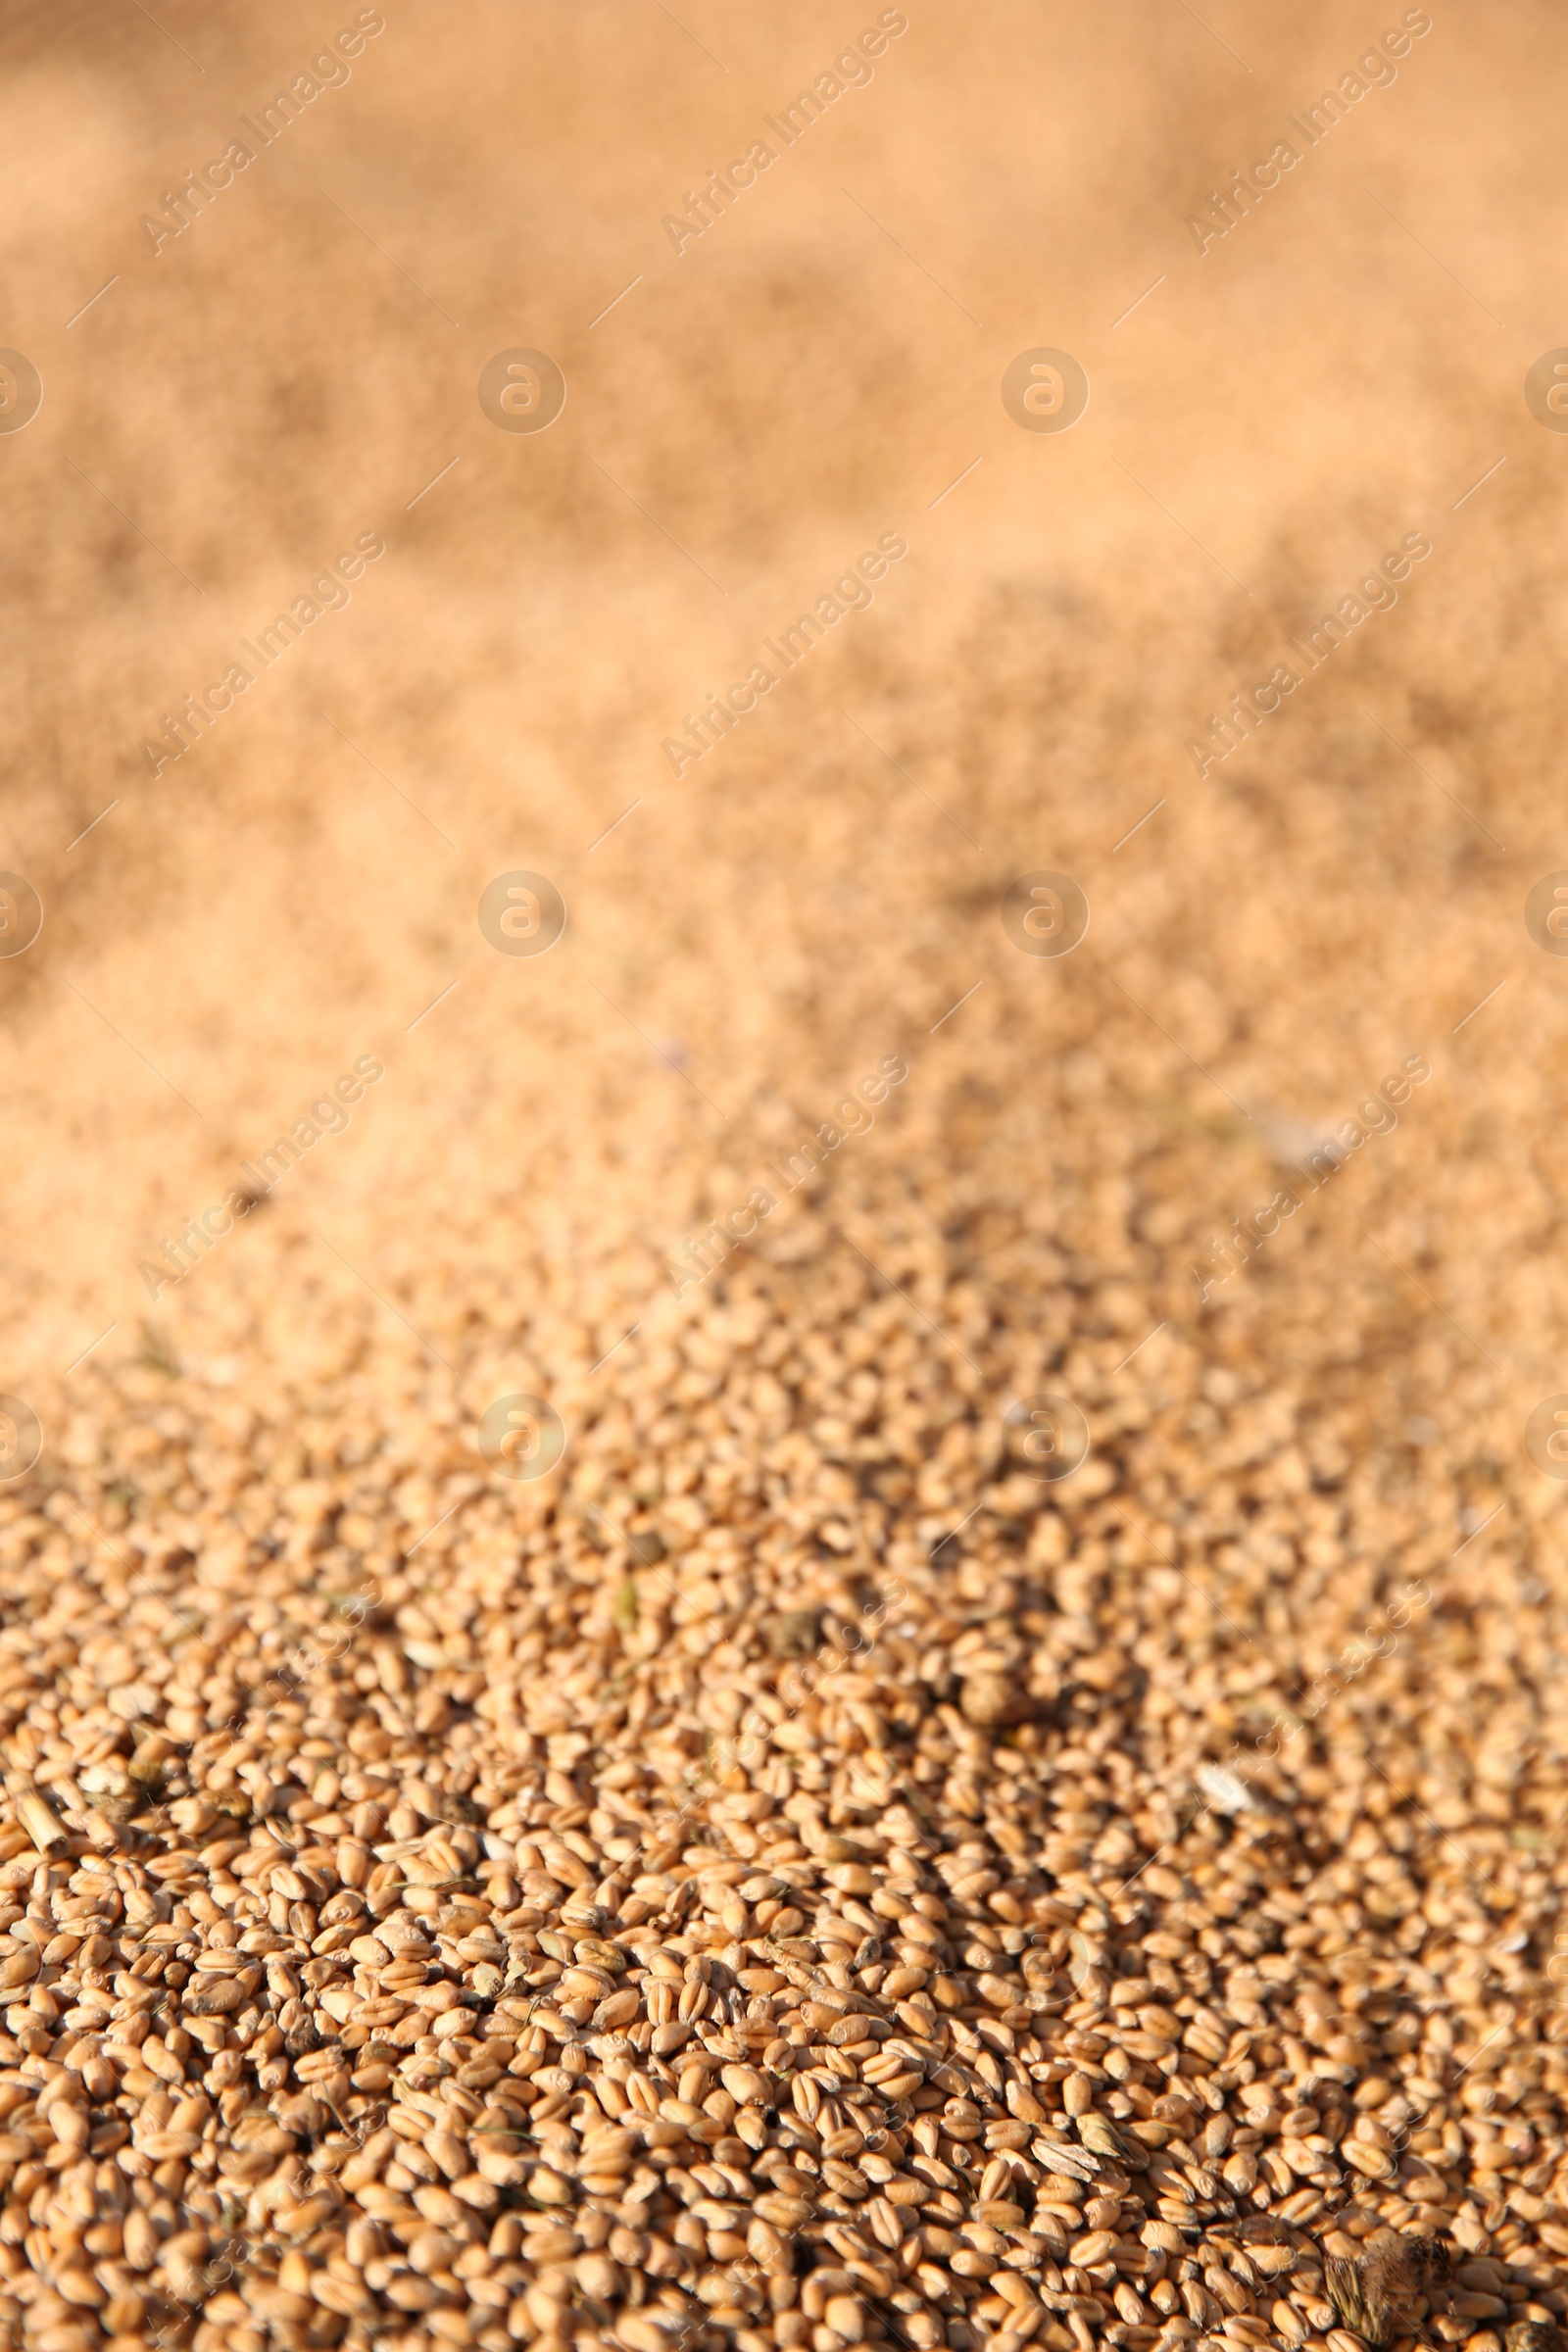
[
  {"xmin": 763, "ymin": 1606, "xmax": 821, "ymax": 1657},
  {"xmin": 1327, "ymin": 2235, "xmax": 1452, "ymax": 2346}
]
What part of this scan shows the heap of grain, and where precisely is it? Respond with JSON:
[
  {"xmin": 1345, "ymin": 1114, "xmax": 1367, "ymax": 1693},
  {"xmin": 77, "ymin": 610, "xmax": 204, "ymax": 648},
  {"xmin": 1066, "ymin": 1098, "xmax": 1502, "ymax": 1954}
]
[{"xmin": 0, "ymin": 1268, "xmax": 1561, "ymax": 2352}]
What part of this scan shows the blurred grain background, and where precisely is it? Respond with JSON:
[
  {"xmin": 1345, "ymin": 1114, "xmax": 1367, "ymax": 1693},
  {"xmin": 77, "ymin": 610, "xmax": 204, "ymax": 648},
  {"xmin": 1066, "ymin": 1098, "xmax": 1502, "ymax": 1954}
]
[{"xmin": 1, "ymin": 0, "xmax": 1564, "ymax": 1544}]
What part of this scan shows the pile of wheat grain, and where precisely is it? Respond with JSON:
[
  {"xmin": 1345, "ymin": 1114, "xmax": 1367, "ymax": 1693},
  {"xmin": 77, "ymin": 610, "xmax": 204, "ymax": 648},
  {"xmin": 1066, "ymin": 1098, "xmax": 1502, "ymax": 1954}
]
[{"xmin": 0, "ymin": 1228, "xmax": 1561, "ymax": 2352}]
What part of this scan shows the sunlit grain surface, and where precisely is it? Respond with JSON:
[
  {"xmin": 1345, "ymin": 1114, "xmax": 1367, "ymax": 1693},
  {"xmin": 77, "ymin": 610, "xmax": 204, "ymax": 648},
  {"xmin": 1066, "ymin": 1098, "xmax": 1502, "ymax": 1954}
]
[{"xmin": 0, "ymin": 6, "xmax": 1564, "ymax": 2350}]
